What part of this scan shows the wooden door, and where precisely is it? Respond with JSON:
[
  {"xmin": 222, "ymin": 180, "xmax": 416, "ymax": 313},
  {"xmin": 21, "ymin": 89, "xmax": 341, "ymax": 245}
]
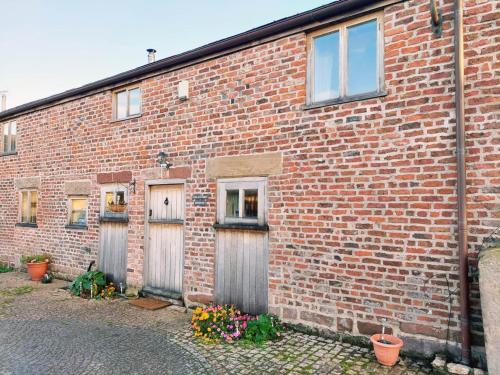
[
  {"xmin": 215, "ymin": 229, "xmax": 268, "ymax": 315},
  {"xmin": 145, "ymin": 184, "xmax": 184, "ymax": 293},
  {"xmin": 215, "ymin": 178, "xmax": 269, "ymax": 315},
  {"xmin": 99, "ymin": 222, "xmax": 128, "ymax": 284}
]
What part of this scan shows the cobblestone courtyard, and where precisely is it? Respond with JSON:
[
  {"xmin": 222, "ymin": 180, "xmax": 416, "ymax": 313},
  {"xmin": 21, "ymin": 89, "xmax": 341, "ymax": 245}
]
[{"xmin": 0, "ymin": 272, "xmax": 431, "ymax": 374}]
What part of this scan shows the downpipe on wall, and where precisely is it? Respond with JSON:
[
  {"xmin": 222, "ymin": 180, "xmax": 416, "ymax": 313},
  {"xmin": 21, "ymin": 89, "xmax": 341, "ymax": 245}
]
[{"xmin": 453, "ymin": 0, "xmax": 471, "ymax": 365}]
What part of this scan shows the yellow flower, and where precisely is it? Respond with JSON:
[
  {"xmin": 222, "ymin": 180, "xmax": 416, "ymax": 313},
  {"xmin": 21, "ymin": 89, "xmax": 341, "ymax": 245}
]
[
  {"xmin": 207, "ymin": 328, "xmax": 211, "ymax": 332},
  {"xmin": 199, "ymin": 312, "xmax": 209, "ymax": 321},
  {"xmin": 194, "ymin": 307, "xmax": 203, "ymax": 315}
]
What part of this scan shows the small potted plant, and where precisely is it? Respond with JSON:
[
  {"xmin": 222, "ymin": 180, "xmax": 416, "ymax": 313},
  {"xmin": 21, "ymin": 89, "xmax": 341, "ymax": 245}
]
[
  {"xmin": 370, "ymin": 320, "xmax": 403, "ymax": 366},
  {"xmin": 21, "ymin": 254, "xmax": 52, "ymax": 281}
]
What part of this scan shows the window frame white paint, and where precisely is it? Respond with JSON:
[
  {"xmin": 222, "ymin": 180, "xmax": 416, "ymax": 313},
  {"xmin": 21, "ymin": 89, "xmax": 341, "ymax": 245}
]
[
  {"xmin": 217, "ymin": 177, "xmax": 267, "ymax": 226},
  {"xmin": 19, "ymin": 190, "xmax": 38, "ymax": 225},
  {"xmin": 2, "ymin": 121, "xmax": 17, "ymax": 154},
  {"xmin": 112, "ymin": 86, "xmax": 142, "ymax": 120},
  {"xmin": 306, "ymin": 12, "xmax": 384, "ymax": 105},
  {"xmin": 67, "ymin": 196, "xmax": 89, "ymax": 227}
]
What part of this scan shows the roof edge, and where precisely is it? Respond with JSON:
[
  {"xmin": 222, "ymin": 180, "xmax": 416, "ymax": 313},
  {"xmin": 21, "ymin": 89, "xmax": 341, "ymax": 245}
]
[{"xmin": 0, "ymin": 0, "xmax": 385, "ymax": 121}]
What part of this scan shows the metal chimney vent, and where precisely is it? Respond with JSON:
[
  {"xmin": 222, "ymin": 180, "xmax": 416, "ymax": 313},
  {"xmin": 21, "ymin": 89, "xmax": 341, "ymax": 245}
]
[
  {"xmin": 147, "ymin": 49, "xmax": 157, "ymax": 63},
  {"xmin": 0, "ymin": 91, "xmax": 6, "ymax": 112}
]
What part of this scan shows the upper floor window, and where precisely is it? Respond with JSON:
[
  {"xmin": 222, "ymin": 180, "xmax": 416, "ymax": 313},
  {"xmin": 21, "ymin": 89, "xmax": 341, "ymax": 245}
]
[
  {"xmin": 307, "ymin": 13, "xmax": 384, "ymax": 105},
  {"xmin": 114, "ymin": 87, "xmax": 141, "ymax": 120},
  {"xmin": 2, "ymin": 122, "xmax": 16, "ymax": 153}
]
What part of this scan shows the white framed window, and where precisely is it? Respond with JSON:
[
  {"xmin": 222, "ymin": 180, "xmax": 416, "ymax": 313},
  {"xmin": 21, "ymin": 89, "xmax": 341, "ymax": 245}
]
[
  {"xmin": 100, "ymin": 184, "xmax": 128, "ymax": 218},
  {"xmin": 307, "ymin": 13, "xmax": 384, "ymax": 104},
  {"xmin": 2, "ymin": 122, "xmax": 16, "ymax": 153},
  {"xmin": 217, "ymin": 177, "xmax": 267, "ymax": 226},
  {"xmin": 68, "ymin": 196, "xmax": 88, "ymax": 226},
  {"xmin": 113, "ymin": 86, "xmax": 141, "ymax": 120},
  {"xmin": 19, "ymin": 190, "xmax": 37, "ymax": 225}
]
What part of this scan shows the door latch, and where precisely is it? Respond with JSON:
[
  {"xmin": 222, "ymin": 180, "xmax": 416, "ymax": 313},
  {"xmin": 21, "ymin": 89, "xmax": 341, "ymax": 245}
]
[
  {"xmin": 149, "ymin": 209, "xmax": 152, "ymax": 217},
  {"xmin": 164, "ymin": 197, "xmax": 169, "ymax": 206}
]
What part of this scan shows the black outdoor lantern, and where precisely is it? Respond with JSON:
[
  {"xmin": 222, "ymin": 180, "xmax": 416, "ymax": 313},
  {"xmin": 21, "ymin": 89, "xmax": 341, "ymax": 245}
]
[{"xmin": 156, "ymin": 151, "xmax": 173, "ymax": 169}]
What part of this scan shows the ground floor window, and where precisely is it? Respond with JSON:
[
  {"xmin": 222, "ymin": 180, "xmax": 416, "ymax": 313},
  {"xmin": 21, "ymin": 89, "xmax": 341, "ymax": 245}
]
[
  {"xmin": 68, "ymin": 197, "xmax": 88, "ymax": 226},
  {"xmin": 19, "ymin": 190, "xmax": 37, "ymax": 224},
  {"xmin": 100, "ymin": 184, "xmax": 128, "ymax": 218},
  {"xmin": 217, "ymin": 177, "xmax": 267, "ymax": 226}
]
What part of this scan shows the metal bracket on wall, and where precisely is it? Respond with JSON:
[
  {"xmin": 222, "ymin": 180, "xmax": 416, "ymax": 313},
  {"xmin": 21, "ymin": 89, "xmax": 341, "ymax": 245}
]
[{"xmin": 430, "ymin": 0, "xmax": 442, "ymax": 36}]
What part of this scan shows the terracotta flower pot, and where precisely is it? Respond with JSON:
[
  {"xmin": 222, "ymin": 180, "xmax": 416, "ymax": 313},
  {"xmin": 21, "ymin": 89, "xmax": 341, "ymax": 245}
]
[
  {"xmin": 370, "ymin": 334, "xmax": 403, "ymax": 366},
  {"xmin": 26, "ymin": 261, "xmax": 49, "ymax": 281}
]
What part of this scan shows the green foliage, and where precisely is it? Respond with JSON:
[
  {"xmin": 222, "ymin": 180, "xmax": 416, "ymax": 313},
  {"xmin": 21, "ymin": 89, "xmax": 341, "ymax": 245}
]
[
  {"xmin": 68, "ymin": 271, "xmax": 116, "ymax": 299},
  {"xmin": 20, "ymin": 254, "xmax": 52, "ymax": 264},
  {"xmin": 69, "ymin": 271, "xmax": 106, "ymax": 298},
  {"xmin": 242, "ymin": 314, "xmax": 285, "ymax": 344},
  {"xmin": 0, "ymin": 263, "xmax": 13, "ymax": 273}
]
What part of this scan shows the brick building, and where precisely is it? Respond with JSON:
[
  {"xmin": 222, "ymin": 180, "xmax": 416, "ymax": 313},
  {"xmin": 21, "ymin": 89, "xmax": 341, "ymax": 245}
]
[{"xmin": 0, "ymin": 0, "xmax": 497, "ymax": 365}]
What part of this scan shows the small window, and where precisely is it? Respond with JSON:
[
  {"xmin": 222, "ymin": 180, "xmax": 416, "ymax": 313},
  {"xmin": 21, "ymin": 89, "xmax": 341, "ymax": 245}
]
[
  {"xmin": 114, "ymin": 87, "xmax": 141, "ymax": 120},
  {"xmin": 68, "ymin": 197, "xmax": 88, "ymax": 226},
  {"xmin": 308, "ymin": 14, "xmax": 383, "ymax": 104},
  {"xmin": 20, "ymin": 190, "xmax": 37, "ymax": 225},
  {"xmin": 217, "ymin": 178, "xmax": 267, "ymax": 226},
  {"xmin": 3, "ymin": 122, "xmax": 16, "ymax": 153},
  {"xmin": 101, "ymin": 185, "xmax": 128, "ymax": 218}
]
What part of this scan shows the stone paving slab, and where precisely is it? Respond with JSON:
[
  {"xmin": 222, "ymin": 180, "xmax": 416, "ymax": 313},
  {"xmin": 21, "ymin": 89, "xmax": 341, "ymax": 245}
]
[{"xmin": 0, "ymin": 272, "xmax": 432, "ymax": 374}]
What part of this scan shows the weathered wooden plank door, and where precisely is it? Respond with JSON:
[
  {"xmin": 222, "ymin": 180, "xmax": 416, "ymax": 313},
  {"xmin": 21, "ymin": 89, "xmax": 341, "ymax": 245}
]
[
  {"xmin": 145, "ymin": 184, "xmax": 184, "ymax": 293},
  {"xmin": 215, "ymin": 177, "xmax": 268, "ymax": 315},
  {"xmin": 215, "ymin": 229, "xmax": 268, "ymax": 315},
  {"xmin": 99, "ymin": 222, "xmax": 128, "ymax": 284}
]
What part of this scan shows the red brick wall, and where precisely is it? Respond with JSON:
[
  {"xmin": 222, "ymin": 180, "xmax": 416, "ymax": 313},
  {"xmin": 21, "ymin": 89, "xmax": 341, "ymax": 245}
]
[{"xmin": 0, "ymin": 0, "xmax": 497, "ymax": 362}]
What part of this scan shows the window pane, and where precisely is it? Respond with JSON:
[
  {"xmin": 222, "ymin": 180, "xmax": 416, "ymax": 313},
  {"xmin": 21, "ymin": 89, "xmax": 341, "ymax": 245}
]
[
  {"xmin": 116, "ymin": 91, "xmax": 127, "ymax": 119},
  {"xmin": 225, "ymin": 190, "xmax": 239, "ymax": 217},
  {"xmin": 313, "ymin": 31, "xmax": 340, "ymax": 102},
  {"xmin": 116, "ymin": 191, "xmax": 126, "ymax": 205},
  {"xmin": 70, "ymin": 198, "xmax": 87, "ymax": 225},
  {"xmin": 347, "ymin": 19, "xmax": 378, "ymax": 96},
  {"xmin": 244, "ymin": 190, "xmax": 258, "ymax": 218},
  {"xmin": 21, "ymin": 191, "xmax": 29, "ymax": 223},
  {"xmin": 3, "ymin": 124, "xmax": 8, "ymax": 153},
  {"xmin": 70, "ymin": 211, "xmax": 87, "ymax": 225},
  {"xmin": 105, "ymin": 192, "xmax": 114, "ymax": 212},
  {"xmin": 128, "ymin": 88, "xmax": 141, "ymax": 116},
  {"xmin": 10, "ymin": 123, "xmax": 16, "ymax": 151},
  {"xmin": 30, "ymin": 192, "xmax": 37, "ymax": 224}
]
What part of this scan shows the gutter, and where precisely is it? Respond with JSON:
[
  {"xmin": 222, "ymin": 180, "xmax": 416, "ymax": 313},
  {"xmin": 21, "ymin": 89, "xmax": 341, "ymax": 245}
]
[
  {"xmin": 0, "ymin": 0, "xmax": 399, "ymax": 121},
  {"xmin": 454, "ymin": 0, "xmax": 471, "ymax": 365}
]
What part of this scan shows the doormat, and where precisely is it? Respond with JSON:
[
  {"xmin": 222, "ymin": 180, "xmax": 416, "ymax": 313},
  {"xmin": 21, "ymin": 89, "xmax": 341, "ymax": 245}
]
[{"xmin": 128, "ymin": 297, "xmax": 171, "ymax": 310}]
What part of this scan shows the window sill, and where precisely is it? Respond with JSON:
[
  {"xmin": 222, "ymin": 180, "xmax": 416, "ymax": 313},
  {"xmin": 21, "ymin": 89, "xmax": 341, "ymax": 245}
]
[
  {"xmin": 110, "ymin": 114, "xmax": 142, "ymax": 123},
  {"xmin": 148, "ymin": 219, "xmax": 184, "ymax": 225},
  {"xmin": 1, "ymin": 151, "xmax": 18, "ymax": 157},
  {"xmin": 100, "ymin": 216, "xmax": 129, "ymax": 223},
  {"xmin": 65, "ymin": 224, "xmax": 88, "ymax": 231},
  {"xmin": 15, "ymin": 223, "xmax": 38, "ymax": 228},
  {"xmin": 303, "ymin": 91, "xmax": 387, "ymax": 110},
  {"xmin": 213, "ymin": 223, "xmax": 269, "ymax": 232}
]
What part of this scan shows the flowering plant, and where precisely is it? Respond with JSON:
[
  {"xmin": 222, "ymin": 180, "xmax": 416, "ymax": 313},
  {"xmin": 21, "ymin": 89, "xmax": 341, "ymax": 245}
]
[
  {"xmin": 192, "ymin": 305, "xmax": 285, "ymax": 344},
  {"xmin": 192, "ymin": 305, "xmax": 254, "ymax": 343}
]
